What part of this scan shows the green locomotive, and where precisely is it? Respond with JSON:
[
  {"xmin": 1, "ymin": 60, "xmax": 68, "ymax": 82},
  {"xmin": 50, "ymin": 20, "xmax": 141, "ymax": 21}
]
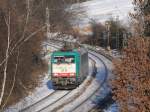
[{"xmin": 50, "ymin": 48, "xmax": 88, "ymax": 89}]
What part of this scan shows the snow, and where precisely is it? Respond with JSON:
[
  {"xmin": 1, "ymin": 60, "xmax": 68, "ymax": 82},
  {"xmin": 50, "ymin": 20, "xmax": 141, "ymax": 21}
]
[
  {"xmin": 89, "ymin": 50, "xmax": 119, "ymax": 112},
  {"xmin": 4, "ymin": 75, "xmax": 54, "ymax": 112},
  {"xmin": 72, "ymin": 0, "xmax": 133, "ymax": 27},
  {"xmin": 82, "ymin": 0, "xmax": 132, "ymax": 16},
  {"xmin": 23, "ymin": 91, "xmax": 69, "ymax": 112},
  {"xmin": 73, "ymin": 83, "xmax": 111, "ymax": 112},
  {"xmin": 103, "ymin": 103, "xmax": 119, "ymax": 112}
]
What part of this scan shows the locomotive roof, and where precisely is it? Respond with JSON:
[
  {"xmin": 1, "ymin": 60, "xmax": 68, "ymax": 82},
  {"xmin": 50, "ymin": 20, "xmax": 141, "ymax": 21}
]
[
  {"xmin": 74, "ymin": 47, "xmax": 88, "ymax": 55},
  {"xmin": 52, "ymin": 47, "xmax": 88, "ymax": 56}
]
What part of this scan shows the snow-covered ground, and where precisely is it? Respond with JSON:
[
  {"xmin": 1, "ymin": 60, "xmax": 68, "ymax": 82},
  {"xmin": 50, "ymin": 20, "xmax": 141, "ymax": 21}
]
[
  {"xmin": 90, "ymin": 50, "xmax": 118, "ymax": 112},
  {"xmin": 72, "ymin": 0, "xmax": 133, "ymax": 27}
]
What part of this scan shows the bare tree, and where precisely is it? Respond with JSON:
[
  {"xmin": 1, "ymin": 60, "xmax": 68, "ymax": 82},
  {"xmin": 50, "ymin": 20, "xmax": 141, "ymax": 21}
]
[
  {"xmin": 89, "ymin": 20, "xmax": 105, "ymax": 46},
  {"xmin": 2, "ymin": 48, "xmax": 20, "ymax": 109},
  {"xmin": 0, "ymin": 0, "xmax": 47, "ymax": 109},
  {"xmin": 0, "ymin": 11, "xmax": 10, "ymax": 106}
]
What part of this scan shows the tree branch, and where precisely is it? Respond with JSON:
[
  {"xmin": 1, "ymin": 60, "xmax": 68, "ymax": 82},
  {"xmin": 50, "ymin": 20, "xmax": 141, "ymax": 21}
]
[
  {"xmin": 0, "ymin": 11, "xmax": 11, "ymax": 106},
  {"xmin": 1, "ymin": 48, "xmax": 20, "ymax": 109}
]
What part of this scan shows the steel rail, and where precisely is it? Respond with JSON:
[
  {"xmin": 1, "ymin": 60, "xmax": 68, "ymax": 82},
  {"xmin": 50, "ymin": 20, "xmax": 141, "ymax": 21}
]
[
  {"xmin": 20, "ymin": 91, "xmax": 71, "ymax": 112},
  {"xmin": 63, "ymin": 51, "xmax": 109, "ymax": 112},
  {"xmin": 87, "ymin": 49, "xmax": 113, "ymax": 112}
]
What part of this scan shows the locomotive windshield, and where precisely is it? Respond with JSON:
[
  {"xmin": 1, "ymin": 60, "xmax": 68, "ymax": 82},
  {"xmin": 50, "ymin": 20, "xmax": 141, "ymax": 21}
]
[
  {"xmin": 53, "ymin": 56, "xmax": 75, "ymax": 63},
  {"xmin": 52, "ymin": 55, "xmax": 76, "ymax": 77}
]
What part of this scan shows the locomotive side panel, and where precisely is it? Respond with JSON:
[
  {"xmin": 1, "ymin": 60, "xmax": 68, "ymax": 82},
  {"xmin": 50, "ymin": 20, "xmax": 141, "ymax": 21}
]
[{"xmin": 79, "ymin": 50, "xmax": 88, "ymax": 84}]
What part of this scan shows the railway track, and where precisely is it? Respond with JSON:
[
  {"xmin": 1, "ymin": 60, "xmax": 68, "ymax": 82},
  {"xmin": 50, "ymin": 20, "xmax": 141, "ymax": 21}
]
[
  {"xmin": 32, "ymin": 42, "xmax": 110, "ymax": 112},
  {"xmin": 84, "ymin": 49, "xmax": 113, "ymax": 112},
  {"xmin": 20, "ymin": 91, "xmax": 70, "ymax": 112},
  {"xmin": 38, "ymin": 75, "xmax": 94, "ymax": 112},
  {"xmin": 67, "ymin": 51, "xmax": 108, "ymax": 112},
  {"xmin": 73, "ymin": 51, "xmax": 112, "ymax": 112}
]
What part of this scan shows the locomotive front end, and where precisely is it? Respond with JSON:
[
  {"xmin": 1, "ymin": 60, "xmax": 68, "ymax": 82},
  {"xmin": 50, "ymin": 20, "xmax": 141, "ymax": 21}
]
[{"xmin": 51, "ymin": 52, "xmax": 79, "ymax": 89}]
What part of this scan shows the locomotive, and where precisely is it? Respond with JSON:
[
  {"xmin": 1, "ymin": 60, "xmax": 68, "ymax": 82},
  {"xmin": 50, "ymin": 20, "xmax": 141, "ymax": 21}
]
[{"xmin": 50, "ymin": 47, "xmax": 88, "ymax": 89}]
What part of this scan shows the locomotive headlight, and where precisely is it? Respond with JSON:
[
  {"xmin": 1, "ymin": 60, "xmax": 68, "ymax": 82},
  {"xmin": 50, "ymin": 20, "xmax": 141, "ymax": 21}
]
[
  {"xmin": 53, "ymin": 73, "xmax": 58, "ymax": 76},
  {"xmin": 70, "ymin": 73, "xmax": 75, "ymax": 76}
]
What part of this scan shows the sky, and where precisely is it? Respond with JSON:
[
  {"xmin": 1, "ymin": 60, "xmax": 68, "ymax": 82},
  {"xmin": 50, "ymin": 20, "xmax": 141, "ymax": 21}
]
[{"xmin": 72, "ymin": 0, "xmax": 133, "ymax": 27}]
